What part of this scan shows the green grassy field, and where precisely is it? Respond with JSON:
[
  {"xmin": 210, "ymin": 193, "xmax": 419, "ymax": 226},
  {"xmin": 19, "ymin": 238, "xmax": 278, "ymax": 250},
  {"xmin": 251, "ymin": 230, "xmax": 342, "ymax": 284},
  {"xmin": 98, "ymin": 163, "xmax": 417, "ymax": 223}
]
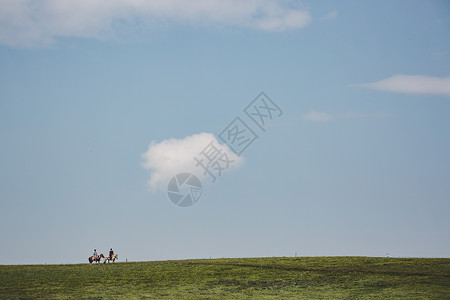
[{"xmin": 1, "ymin": 257, "xmax": 449, "ymax": 299}]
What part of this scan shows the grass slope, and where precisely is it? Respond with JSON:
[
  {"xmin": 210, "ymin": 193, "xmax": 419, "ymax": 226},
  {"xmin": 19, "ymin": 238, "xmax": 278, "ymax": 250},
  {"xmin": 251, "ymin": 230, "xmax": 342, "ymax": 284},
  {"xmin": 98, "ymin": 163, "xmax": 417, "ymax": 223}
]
[{"xmin": 1, "ymin": 257, "xmax": 449, "ymax": 299}]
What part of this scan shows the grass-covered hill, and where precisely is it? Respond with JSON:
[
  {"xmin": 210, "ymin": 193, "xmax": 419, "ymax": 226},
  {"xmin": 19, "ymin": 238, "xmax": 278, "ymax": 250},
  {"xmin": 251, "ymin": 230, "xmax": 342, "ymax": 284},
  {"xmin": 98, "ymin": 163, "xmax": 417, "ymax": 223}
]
[{"xmin": 1, "ymin": 256, "xmax": 449, "ymax": 299}]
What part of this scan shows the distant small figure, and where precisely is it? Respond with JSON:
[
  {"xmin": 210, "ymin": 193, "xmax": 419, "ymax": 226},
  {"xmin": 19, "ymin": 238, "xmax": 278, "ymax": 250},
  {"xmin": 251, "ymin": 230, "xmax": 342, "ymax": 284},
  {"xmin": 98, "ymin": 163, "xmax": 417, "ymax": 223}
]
[
  {"xmin": 104, "ymin": 249, "xmax": 119, "ymax": 264},
  {"xmin": 89, "ymin": 252, "xmax": 104, "ymax": 264},
  {"xmin": 386, "ymin": 253, "xmax": 389, "ymax": 258}
]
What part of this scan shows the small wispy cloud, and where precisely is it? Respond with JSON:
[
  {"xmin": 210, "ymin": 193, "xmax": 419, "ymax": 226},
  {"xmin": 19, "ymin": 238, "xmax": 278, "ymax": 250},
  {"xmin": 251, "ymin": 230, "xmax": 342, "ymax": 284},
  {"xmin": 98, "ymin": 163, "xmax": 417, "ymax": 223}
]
[
  {"xmin": 142, "ymin": 132, "xmax": 243, "ymax": 191},
  {"xmin": 431, "ymin": 50, "xmax": 446, "ymax": 58},
  {"xmin": 351, "ymin": 75, "xmax": 450, "ymax": 96},
  {"xmin": 303, "ymin": 110, "xmax": 333, "ymax": 122},
  {"xmin": 323, "ymin": 10, "xmax": 338, "ymax": 20},
  {"xmin": 341, "ymin": 112, "xmax": 391, "ymax": 119},
  {"xmin": 0, "ymin": 0, "xmax": 312, "ymax": 47},
  {"xmin": 303, "ymin": 110, "xmax": 390, "ymax": 122}
]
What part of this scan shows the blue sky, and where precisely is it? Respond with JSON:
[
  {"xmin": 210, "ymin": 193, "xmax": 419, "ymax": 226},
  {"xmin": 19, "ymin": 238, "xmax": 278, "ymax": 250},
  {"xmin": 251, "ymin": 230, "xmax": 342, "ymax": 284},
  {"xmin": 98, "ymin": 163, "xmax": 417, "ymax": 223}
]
[{"xmin": 1, "ymin": 0, "xmax": 450, "ymax": 264}]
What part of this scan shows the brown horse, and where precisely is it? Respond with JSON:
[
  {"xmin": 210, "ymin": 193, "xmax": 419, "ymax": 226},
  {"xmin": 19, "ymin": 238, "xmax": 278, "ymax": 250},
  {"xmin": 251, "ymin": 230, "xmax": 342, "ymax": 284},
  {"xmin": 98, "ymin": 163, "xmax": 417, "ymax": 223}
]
[{"xmin": 88, "ymin": 253, "xmax": 104, "ymax": 264}]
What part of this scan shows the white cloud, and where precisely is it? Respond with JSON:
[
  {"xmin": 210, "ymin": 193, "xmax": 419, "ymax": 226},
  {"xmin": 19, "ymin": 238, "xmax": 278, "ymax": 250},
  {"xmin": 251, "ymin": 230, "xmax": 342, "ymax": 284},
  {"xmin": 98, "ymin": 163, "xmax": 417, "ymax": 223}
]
[
  {"xmin": 0, "ymin": 0, "xmax": 312, "ymax": 47},
  {"xmin": 303, "ymin": 110, "xmax": 333, "ymax": 122},
  {"xmin": 142, "ymin": 132, "xmax": 243, "ymax": 191},
  {"xmin": 323, "ymin": 10, "xmax": 338, "ymax": 20},
  {"xmin": 351, "ymin": 75, "xmax": 450, "ymax": 96}
]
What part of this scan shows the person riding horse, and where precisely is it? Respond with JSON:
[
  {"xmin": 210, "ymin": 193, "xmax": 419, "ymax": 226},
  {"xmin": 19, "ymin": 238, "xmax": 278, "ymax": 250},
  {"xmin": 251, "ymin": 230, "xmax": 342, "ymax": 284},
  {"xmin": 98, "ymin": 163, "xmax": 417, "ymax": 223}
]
[
  {"xmin": 109, "ymin": 248, "xmax": 114, "ymax": 260},
  {"xmin": 89, "ymin": 252, "xmax": 104, "ymax": 264}
]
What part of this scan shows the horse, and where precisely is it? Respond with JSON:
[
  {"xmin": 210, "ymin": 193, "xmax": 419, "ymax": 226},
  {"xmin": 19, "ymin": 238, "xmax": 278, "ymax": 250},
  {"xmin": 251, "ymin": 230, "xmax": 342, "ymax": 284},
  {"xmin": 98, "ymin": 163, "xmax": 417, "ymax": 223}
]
[
  {"xmin": 104, "ymin": 253, "xmax": 118, "ymax": 263},
  {"xmin": 88, "ymin": 253, "xmax": 104, "ymax": 264}
]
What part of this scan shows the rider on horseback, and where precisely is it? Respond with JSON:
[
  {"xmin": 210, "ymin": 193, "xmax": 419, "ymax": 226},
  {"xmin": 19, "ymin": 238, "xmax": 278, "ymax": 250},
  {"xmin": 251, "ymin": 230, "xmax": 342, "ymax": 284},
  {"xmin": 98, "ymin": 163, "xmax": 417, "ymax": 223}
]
[
  {"xmin": 93, "ymin": 249, "xmax": 98, "ymax": 260},
  {"xmin": 109, "ymin": 248, "xmax": 114, "ymax": 260}
]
